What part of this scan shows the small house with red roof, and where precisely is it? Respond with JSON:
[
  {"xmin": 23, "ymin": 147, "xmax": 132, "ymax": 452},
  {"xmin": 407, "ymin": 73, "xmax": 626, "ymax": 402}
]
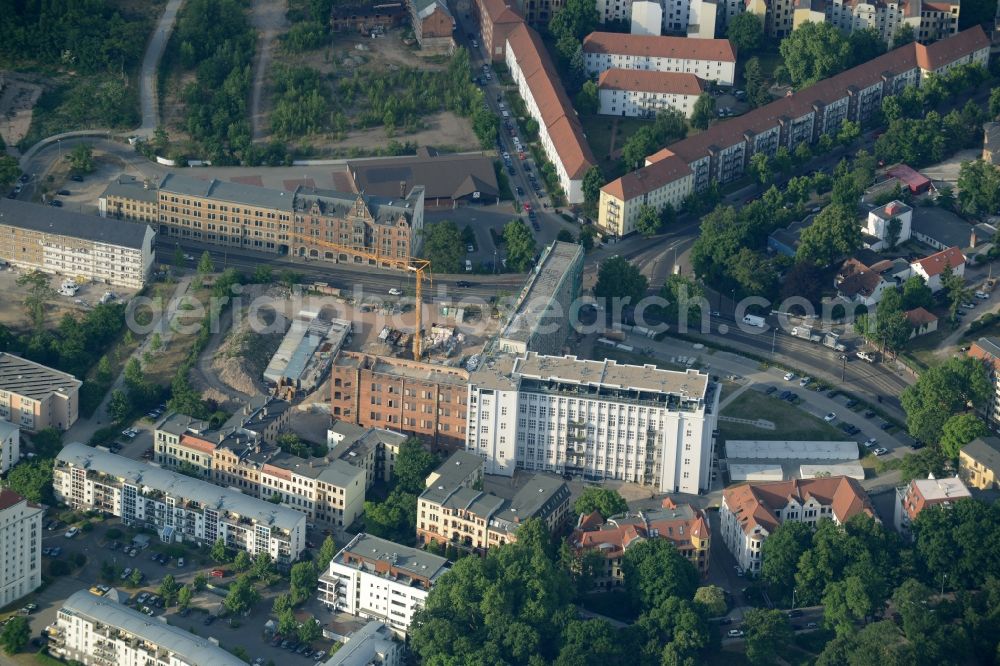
[
  {"xmin": 886, "ymin": 164, "xmax": 932, "ymax": 195},
  {"xmin": 905, "ymin": 307, "xmax": 938, "ymax": 338},
  {"xmin": 910, "ymin": 246, "xmax": 965, "ymax": 292},
  {"xmin": 569, "ymin": 497, "xmax": 711, "ymax": 588}
]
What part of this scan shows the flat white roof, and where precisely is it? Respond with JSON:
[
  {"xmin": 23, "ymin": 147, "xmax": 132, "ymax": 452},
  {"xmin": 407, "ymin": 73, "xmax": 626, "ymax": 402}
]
[
  {"xmin": 729, "ymin": 463, "xmax": 784, "ymax": 481},
  {"xmin": 912, "ymin": 476, "xmax": 971, "ymax": 501},
  {"xmin": 725, "ymin": 440, "xmax": 859, "ymax": 461},
  {"xmin": 800, "ymin": 463, "xmax": 865, "ymax": 480}
]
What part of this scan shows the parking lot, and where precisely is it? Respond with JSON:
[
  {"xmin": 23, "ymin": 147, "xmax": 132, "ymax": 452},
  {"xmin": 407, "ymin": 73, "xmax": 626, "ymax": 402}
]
[{"xmin": 19, "ymin": 518, "xmax": 339, "ymax": 665}]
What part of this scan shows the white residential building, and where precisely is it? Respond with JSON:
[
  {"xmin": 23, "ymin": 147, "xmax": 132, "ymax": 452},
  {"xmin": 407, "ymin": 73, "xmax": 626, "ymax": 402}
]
[
  {"xmin": 910, "ymin": 246, "xmax": 965, "ymax": 292},
  {"xmin": 54, "ymin": 443, "xmax": 307, "ymax": 564},
  {"xmin": 0, "ymin": 420, "xmax": 20, "ymax": 474},
  {"xmin": 599, "ymin": 0, "xmax": 720, "ymax": 37},
  {"xmin": 0, "ymin": 199, "xmax": 155, "ymax": 289},
  {"xmin": 50, "ymin": 589, "xmax": 246, "ymax": 666},
  {"xmin": 597, "ymin": 69, "xmax": 704, "ymax": 117},
  {"xmin": 505, "ymin": 24, "xmax": 596, "ymax": 203},
  {"xmin": 466, "ymin": 352, "xmax": 720, "ymax": 494},
  {"xmin": 582, "ymin": 32, "xmax": 736, "ymax": 86},
  {"xmin": 863, "ymin": 200, "xmax": 912, "ymax": 252},
  {"xmin": 317, "ymin": 533, "xmax": 450, "ymax": 636},
  {"xmin": 326, "ymin": 621, "xmax": 402, "ymax": 666},
  {"xmin": 720, "ymin": 477, "xmax": 875, "ymax": 573},
  {"xmin": 0, "ymin": 490, "xmax": 42, "ymax": 607}
]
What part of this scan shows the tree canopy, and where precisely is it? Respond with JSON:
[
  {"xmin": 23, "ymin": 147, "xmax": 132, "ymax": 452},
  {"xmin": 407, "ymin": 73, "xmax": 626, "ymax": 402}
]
[
  {"xmin": 423, "ymin": 220, "xmax": 465, "ymax": 274},
  {"xmin": 503, "ymin": 219, "xmax": 538, "ymax": 272},
  {"xmin": 594, "ymin": 256, "xmax": 648, "ymax": 304},
  {"xmin": 796, "ymin": 204, "xmax": 861, "ymax": 267},
  {"xmin": 621, "ymin": 538, "xmax": 699, "ymax": 612},
  {"xmin": 939, "ymin": 413, "xmax": 989, "ymax": 458},
  {"xmin": 727, "ymin": 13, "xmax": 764, "ymax": 53},
  {"xmin": 573, "ymin": 487, "xmax": 628, "ymax": 518},
  {"xmin": 394, "ymin": 438, "xmax": 440, "ymax": 494},
  {"xmin": 900, "ymin": 356, "xmax": 992, "ymax": 443}
]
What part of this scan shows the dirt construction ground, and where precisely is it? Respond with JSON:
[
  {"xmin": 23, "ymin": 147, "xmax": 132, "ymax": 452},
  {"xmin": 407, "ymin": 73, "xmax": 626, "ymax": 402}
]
[{"xmin": 0, "ymin": 74, "xmax": 43, "ymax": 149}]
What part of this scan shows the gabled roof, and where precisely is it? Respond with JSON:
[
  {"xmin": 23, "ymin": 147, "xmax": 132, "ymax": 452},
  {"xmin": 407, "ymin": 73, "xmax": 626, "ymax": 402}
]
[
  {"xmin": 905, "ymin": 307, "xmax": 938, "ymax": 327},
  {"xmin": 582, "ymin": 32, "xmax": 736, "ymax": 63},
  {"xmin": 597, "ymin": 69, "xmax": 705, "ymax": 96},
  {"xmin": 601, "ymin": 153, "xmax": 692, "ymax": 200},
  {"xmin": 506, "ymin": 24, "xmax": 596, "ymax": 179},
  {"xmin": 962, "ymin": 436, "xmax": 1000, "ymax": 472},
  {"xmin": 723, "ymin": 476, "xmax": 875, "ymax": 536},
  {"xmin": 915, "ymin": 25, "xmax": 989, "ymax": 71},
  {"xmin": 837, "ymin": 257, "xmax": 886, "ymax": 298},
  {"xmin": 913, "ymin": 246, "xmax": 965, "ymax": 277},
  {"xmin": 481, "ymin": 0, "xmax": 523, "ymax": 23}
]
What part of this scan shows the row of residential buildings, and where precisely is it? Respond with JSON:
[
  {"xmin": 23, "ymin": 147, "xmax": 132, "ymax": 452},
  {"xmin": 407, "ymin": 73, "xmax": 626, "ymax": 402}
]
[
  {"xmin": 100, "ymin": 172, "xmax": 426, "ymax": 264},
  {"xmin": 0, "ymin": 199, "xmax": 155, "ymax": 289},
  {"xmin": 597, "ymin": 26, "xmax": 990, "ymax": 237}
]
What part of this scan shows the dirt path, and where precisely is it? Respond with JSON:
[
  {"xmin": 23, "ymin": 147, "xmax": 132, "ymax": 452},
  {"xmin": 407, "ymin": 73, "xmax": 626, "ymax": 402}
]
[{"xmin": 250, "ymin": 0, "xmax": 289, "ymax": 142}]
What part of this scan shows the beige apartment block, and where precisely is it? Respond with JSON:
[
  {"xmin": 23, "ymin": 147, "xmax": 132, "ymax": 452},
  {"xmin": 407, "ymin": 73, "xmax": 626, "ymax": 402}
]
[{"xmin": 0, "ymin": 354, "xmax": 81, "ymax": 432}]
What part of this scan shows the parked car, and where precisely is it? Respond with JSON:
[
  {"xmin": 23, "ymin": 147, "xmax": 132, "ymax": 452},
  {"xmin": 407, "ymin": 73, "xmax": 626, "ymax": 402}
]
[
  {"xmin": 824, "ymin": 412, "xmax": 836, "ymax": 422},
  {"xmin": 49, "ymin": 546, "xmax": 62, "ymax": 557},
  {"xmin": 863, "ymin": 410, "xmax": 876, "ymax": 418},
  {"xmin": 137, "ymin": 592, "xmax": 149, "ymax": 604},
  {"xmin": 388, "ymin": 287, "xmax": 402, "ymax": 296},
  {"xmin": 121, "ymin": 568, "xmax": 133, "ymax": 580},
  {"xmin": 873, "ymin": 447, "xmax": 889, "ymax": 456},
  {"xmin": 204, "ymin": 615, "xmax": 216, "ymax": 625},
  {"xmin": 880, "ymin": 422, "xmax": 893, "ymax": 430},
  {"xmin": 64, "ymin": 527, "xmax": 79, "ymax": 539},
  {"xmin": 728, "ymin": 629, "xmax": 745, "ymax": 638},
  {"xmin": 784, "ymin": 392, "xmax": 798, "ymax": 402},
  {"xmin": 177, "ymin": 557, "xmax": 185, "ymax": 568},
  {"xmin": 783, "ymin": 372, "xmax": 795, "ymax": 381},
  {"xmin": 864, "ymin": 438, "xmax": 878, "ymax": 447},
  {"xmin": 975, "ymin": 291, "xmax": 990, "ymax": 299},
  {"xmin": 56, "ymin": 189, "xmax": 70, "ymax": 196},
  {"xmin": 210, "ymin": 568, "xmax": 226, "ymax": 577},
  {"xmin": 778, "ymin": 390, "xmax": 791, "ymax": 400},
  {"xmin": 70, "ymin": 174, "xmax": 84, "ymax": 182},
  {"xmin": 799, "ymin": 376, "xmax": 811, "ymax": 387},
  {"xmin": 48, "ymin": 199, "xmax": 62, "ymax": 207},
  {"xmin": 456, "ymin": 281, "xmax": 472, "ymax": 288}
]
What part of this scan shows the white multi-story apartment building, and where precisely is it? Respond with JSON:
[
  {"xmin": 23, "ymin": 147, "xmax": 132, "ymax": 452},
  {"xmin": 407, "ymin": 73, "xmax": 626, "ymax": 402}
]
[
  {"xmin": 505, "ymin": 23, "xmax": 596, "ymax": 203},
  {"xmin": 54, "ymin": 443, "xmax": 307, "ymax": 564},
  {"xmin": 598, "ymin": 0, "xmax": 719, "ymax": 37},
  {"xmin": 467, "ymin": 352, "xmax": 720, "ymax": 494},
  {"xmin": 720, "ymin": 477, "xmax": 875, "ymax": 573},
  {"xmin": 0, "ymin": 353, "xmax": 82, "ymax": 432},
  {"xmin": 318, "ymin": 533, "xmax": 450, "ymax": 636},
  {"xmin": 582, "ymin": 32, "xmax": 737, "ymax": 86},
  {"xmin": 792, "ymin": 0, "xmax": 959, "ymax": 44},
  {"xmin": 0, "ymin": 199, "xmax": 155, "ymax": 289},
  {"xmin": 0, "ymin": 420, "xmax": 20, "ymax": 474},
  {"xmin": 598, "ymin": 70, "xmax": 705, "ymax": 118},
  {"xmin": 51, "ymin": 589, "xmax": 247, "ymax": 666},
  {"xmin": 0, "ymin": 490, "xmax": 42, "ymax": 608}
]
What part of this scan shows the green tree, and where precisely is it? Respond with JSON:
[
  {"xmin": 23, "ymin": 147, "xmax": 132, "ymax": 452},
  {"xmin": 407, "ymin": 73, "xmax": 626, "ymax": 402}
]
[
  {"xmin": 0, "ymin": 155, "xmax": 21, "ymax": 187},
  {"xmin": 2, "ymin": 458, "xmax": 54, "ymax": 504},
  {"xmin": 0, "ymin": 616, "xmax": 29, "ymax": 654},
  {"xmin": 749, "ymin": 152, "xmax": 770, "ymax": 185},
  {"xmin": 761, "ymin": 520, "xmax": 813, "ymax": 599},
  {"xmin": 394, "ymin": 438, "xmax": 439, "ymax": 494},
  {"xmin": 594, "ymin": 256, "xmax": 648, "ymax": 304},
  {"xmin": 727, "ymin": 12, "xmax": 764, "ymax": 53},
  {"xmin": 779, "ymin": 21, "xmax": 852, "ymax": 87},
  {"xmin": 129, "ymin": 568, "xmax": 143, "ymax": 587},
  {"xmin": 742, "ymin": 609, "xmax": 792, "ymax": 665},
  {"xmin": 901, "ymin": 356, "xmax": 992, "ymax": 444},
  {"xmin": 941, "ymin": 261, "xmax": 971, "ymax": 321},
  {"xmin": 901, "ymin": 275, "xmax": 933, "ymax": 310},
  {"xmin": 693, "ymin": 585, "xmax": 727, "ymax": 617},
  {"xmin": 298, "ymin": 617, "xmax": 322, "ymax": 644},
  {"xmin": 423, "ymin": 220, "xmax": 465, "ymax": 274},
  {"xmin": 233, "ymin": 550, "xmax": 252, "ymax": 572},
  {"xmin": 278, "ymin": 607, "xmax": 297, "ymax": 637},
  {"xmin": 729, "ymin": 248, "xmax": 778, "ymax": 298},
  {"xmin": 557, "ymin": 229, "xmax": 575, "ymax": 243},
  {"xmin": 913, "ymin": 499, "xmax": 1000, "ymax": 589},
  {"xmin": 503, "ymin": 218, "xmax": 538, "ymax": 272},
  {"xmin": 177, "ymin": 585, "xmax": 193, "ymax": 610},
  {"xmin": 29, "ymin": 428, "xmax": 62, "ymax": 458},
  {"xmin": 573, "ymin": 488, "xmax": 628, "ymax": 518},
  {"xmin": 744, "ymin": 57, "xmax": 770, "ymax": 108},
  {"xmin": 67, "ymin": 143, "xmax": 95, "ymax": 174},
  {"xmin": 224, "ymin": 574, "xmax": 260, "ymax": 616},
  {"xmin": 575, "ymin": 80, "xmax": 599, "ymax": 116},
  {"xmin": 158, "ymin": 574, "xmax": 179, "ymax": 606},
  {"xmin": 892, "ymin": 23, "xmax": 916, "ymax": 48},
  {"xmin": 554, "ymin": 618, "xmax": 633, "ymax": 665},
  {"xmin": 549, "ymin": 0, "xmax": 599, "ymax": 42},
  {"xmin": 197, "ymin": 250, "xmax": 214, "ymax": 274},
  {"xmin": 252, "ymin": 264, "xmax": 274, "ymax": 284},
  {"xmin": 837, "ymin": 120, "xmax": 861, "ymax": 147},
  {"xmin": 193, "ymin": 572, "xmax": 208, "ymax": 591},
  {"xmin": 635, "ymin": 203, "xmax": 661, "ymax": 237},
  {"xmin": 691, "ymin": 93, "xmax": 716, "ymax": 130},
  {"xmin": 409, "ymin": 519, "xmax": 574, "ymax": 664},
  {"xmin": 796, "ymin": 204, "xmax": 861, "ymax": 267},
  {"xmin": 316, "ymin": 535, "xmax": 337, "ymax": 570},
  {"xmin": 108, "ymin": 389, "xmax": 131, "ymax": 423},
  {"xmin": 17, "ymin": 270, "xmax": 55, "ymax": 329},
  {"xmin": 939, "ymin": 413, "xmax": 989, "ymax": 458},
  {"xmin": 582, "ymin": 166, "xmax": 604, "ymax": 212},
  {"xmin": 622, "ymin": 538, "xmax": 699, "ymax": 612},
  {"xmin": 289, "ymin": 560, "xmax": 317, "ymax": 605},
  {"xmin": 363, "ymin": 488, "xmax": 417, "ymax": 545},
  {"xmin": 272, "ymin": 593, "xmax": 292, "ymax": 615},
  {"xmin": 211, "ymin": 537, "xmax": 229, "ymax": 563},
  {"xmin": 661, "ymin": 273, "xmax": 705, "ymax": 325},
  {"xmin": 958, "ymin": 159, "xmax": 1000, "ymax": 218},
  {"xmin": 251, "ymin": 551, "xmax": 274, "ymax": 580}
]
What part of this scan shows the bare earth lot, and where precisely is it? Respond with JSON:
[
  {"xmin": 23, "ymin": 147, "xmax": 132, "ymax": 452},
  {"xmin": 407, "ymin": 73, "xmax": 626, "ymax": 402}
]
[{"xmin": 0, "ymin": 74, "xmax": 43, "ymax": 149}]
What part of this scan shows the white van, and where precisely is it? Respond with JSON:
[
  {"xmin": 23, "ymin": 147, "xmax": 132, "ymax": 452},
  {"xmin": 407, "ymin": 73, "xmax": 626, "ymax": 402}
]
[
  {"xmin": 742, "ymin": 314, "xmax": 765, "ymax": 328},
  {"xmin": 465, "ymin": 260, "xmax": 473, "ymax": 272}
]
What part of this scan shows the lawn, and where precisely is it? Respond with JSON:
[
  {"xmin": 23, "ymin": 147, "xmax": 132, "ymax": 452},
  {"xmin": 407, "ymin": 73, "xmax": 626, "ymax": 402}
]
[
  {"xmin": 580, "ymin": 113, "xmax": 652, "ymax": 180},
  {"xmin": 720, "ymin": 390, "xmax": 846, "ymax": 442}
]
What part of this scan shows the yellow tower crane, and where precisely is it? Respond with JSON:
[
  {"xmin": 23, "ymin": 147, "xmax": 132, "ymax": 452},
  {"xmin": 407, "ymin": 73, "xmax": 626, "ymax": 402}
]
[{"xmin": 287, "ymin": 234, "xmax": 431, "ymax": 359}]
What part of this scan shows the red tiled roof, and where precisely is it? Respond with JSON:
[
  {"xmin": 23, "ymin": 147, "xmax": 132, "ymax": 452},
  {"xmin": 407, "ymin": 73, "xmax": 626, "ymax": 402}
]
[
  {"xmin": 571, "ymin": 503, "xmax": 710, "ymax": 559},
  {"xmin": 597, "ymin": 69, "xmax": 705, "ymax": 96},
  {"xmin": 837, "ymin": 257, "xmax": 885, "ymax": 298},
  {"xmin": 481, "ymin": 0, "xmax": 523, "ymax": 23},
  {"xmin": 905, "ymin": 307, "xmax": 938, "ymax": 326},
  {"xmin": 886, "ymin": 164, "xmax": 930, "ymax": 190},
  {"xmin": 180, "ymin": 434, "xmax": 217, "ymax": 455},
  {"xmin": 601, "ymin": 152, "xmax": 692, "ymax": 199},
  {"xmin": 913, "ymin": 246, "xmax": 965, "ymax": 277},
  {"xmin": 0, "ymin": 489, "xmax": 25, "ymax": 511},
  {"xmin": 603, "ymin": 26, "xmax": 987, "ymax": 200},
  {"xmin": 583, "ymin": 32, "xmax": 736, "ymax": 63},
  {"xmin": 723, "ymin": 476, "xmax": 875, "ymax": 536},
  {"xmin": 506, "ymin": 24, "xmax": 596, "ymax": 179}
]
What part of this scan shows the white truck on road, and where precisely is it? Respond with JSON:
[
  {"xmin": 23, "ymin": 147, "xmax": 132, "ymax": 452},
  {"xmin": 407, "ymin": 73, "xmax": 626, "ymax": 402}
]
[
  {"xmin": 743, "ymin": 314, "xmax": 765, "ymax": 328},
  {"xmin": 791, "ymin": 326, "xmax": 822, "ymax": 342},
  {"xmin": 823, "ymin": 332, "xmax": 847, "ymax": 352}
]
